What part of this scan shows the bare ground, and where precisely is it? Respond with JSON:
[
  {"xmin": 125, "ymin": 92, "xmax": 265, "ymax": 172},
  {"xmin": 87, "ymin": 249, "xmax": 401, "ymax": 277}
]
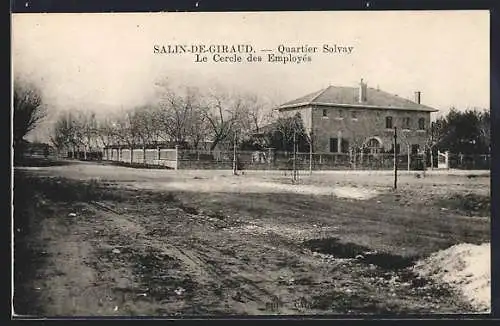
[{"xmin": 13, "ymin": 161, "xmax": 490, "ymax": 316}]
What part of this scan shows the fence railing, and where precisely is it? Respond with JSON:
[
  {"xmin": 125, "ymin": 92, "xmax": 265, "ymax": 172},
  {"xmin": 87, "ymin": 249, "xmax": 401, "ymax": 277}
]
[
  {"xmin": 88, "ymin": 147, "xmax": 491, "ymax": 171},
  {"xmin": 175, "ymin": 150, "xmax": 428, "ymax": 171},
  {"xmin": 447, "ymin": 153, "xmax": 490, "ymax": 170}
]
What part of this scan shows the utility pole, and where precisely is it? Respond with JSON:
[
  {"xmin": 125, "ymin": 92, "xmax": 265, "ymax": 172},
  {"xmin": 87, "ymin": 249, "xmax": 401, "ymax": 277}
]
[
  {"xmin": 309, "ymin": 131, "xmax": 313, "ymax": 176},
  {"xmin": 393, "ymin": 126, "xmax": 398, "ymax": 189},
  {"xmin": 233, "ymin": 131, "xmax": 237, "ymax": 176},
  {"xmin": 293, "ymin": 130, "xmax": 297, "ymax": 183}
]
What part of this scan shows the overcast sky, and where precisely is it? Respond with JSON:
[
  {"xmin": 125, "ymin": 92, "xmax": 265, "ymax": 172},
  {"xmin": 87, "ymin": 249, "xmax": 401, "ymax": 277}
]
[{"xmin": 12, "ymin": 11, "xmax": 489, "ymax": 141}]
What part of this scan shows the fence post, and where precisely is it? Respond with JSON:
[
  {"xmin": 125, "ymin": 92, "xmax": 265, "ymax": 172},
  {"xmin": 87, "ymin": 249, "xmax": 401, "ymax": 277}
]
[
  {"xmin": 430, "ymin": 147, "xmax": 434, "ymax": 170},
  {"xmin": 175, "ymin": 145, "xmax": 179, "ymax": 170},
  {"xmin": 393, "ymin": 127, "xmax": 398, "ymax": 189},
  {"xmin": 292, "ymin": 131, "xmax": 297, "ymax": 183},
  {"xmin": 233, "ymin": 133, "xmax": 238, "ymax": 176},
  {"xmin": 309, "ymin": 142, "xmax": 313, "ymax": 176},
  {"xmin": 407, "ymin": 144, "xmax": 410, "ymax": 171}
]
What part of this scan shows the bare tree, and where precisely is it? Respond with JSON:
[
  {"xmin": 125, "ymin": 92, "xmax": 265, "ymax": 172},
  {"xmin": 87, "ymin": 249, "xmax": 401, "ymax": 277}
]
[
  {"xmin": 275, "ymin": 112, "xmax": 305, "ymax": 152},
  {"xmin": 95, "ymin": 115, "xmax": 119, "ymax": 149},
  {"xmin": 13, "ymin": 78, "xmax": 46, "ymax": 158},
  {"xmin": 155, "ymin": 81, "xmax": 203, "ymax": 147},
  {"xmin": 237, "ymin": 93, "xmax": 274, "ymax": 134},
  {"xmin": 113, "ymin": 110, "xmax": 140, "ymax": 163},
  {"xmin": 398, "ymin": 129, "xmax": 414, "ymax": 171},
  {"xmin": 186, "ymin": 105, "xmax": 210, "ymax": 149},
  {"xmin": 125, "ymin": 106, "xmax": 162, "ymax": 163},
  {"xmin": 70, "ymin": 110, "xmax": 99, "ymax": 160},
  {"xmin": 129, "ymin": 106, "xmax": 159, "ymax": 146},
  {"xmin": 50, "ymin": 111, "xmax": 78, "ymax": 158},
  {"xmin": 342, "ymin": 113, "xmax": 378, "ymax": 168},
  {"xmin": 157, "ymin": 88, "xmax": 187, "ymax": 144},
  {"xmin": 203, "ymin": 90, "xmax": 242, "ymax": 151},
  {"xmin": 93, "ymin": 113, "xmax": 124, "ymax": 160}
]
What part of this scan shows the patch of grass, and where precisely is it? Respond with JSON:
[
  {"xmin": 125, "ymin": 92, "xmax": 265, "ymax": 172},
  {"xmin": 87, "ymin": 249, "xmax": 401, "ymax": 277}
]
[
  {"xmin": 207, "ymin": 211, "xmax": 226, "ymax": 220},
  {"xmin": 131, "ymin": 248, "xmax": 196, "ymax": 302},
  {"xmin": 14, "ymin": 157, "xmax": 78, "ymax": 167},
  {"xmin": 437, "ymin": 193, "xmax": 490, "ymax": 217},
  {"xmin": 178, "ymin": 203, "xmax": 199, "ymax": 215},
  {"xmin": 309, "ymin": 289, "xmax": 397, "ymax": 313},
  {"xmin": 466, "ymin": 174, "xmax": 489, "ymax": 179},
  {"xmin": 304, "ymin": 238, "xmax": 369, "ymax": 258},
  {"xmin": 13, "ymin": 172, "xmax": 53, "ymax": 315},
  {"xmin": 94, "ymin": 244, "xmax": 195, "ymax": 304},
  {"xmin": 15, "ymin": 172, "xmax": 128, "ymax": 204}
]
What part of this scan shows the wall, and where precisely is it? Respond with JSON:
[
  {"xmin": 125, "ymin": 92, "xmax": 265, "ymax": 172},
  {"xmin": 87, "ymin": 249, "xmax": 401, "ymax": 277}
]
[
  {"xmin": 104, "ymin": 147, "xmax": 178, "ymax": 169},
  {"xmin": 309, "ymin": 105, "xmax": 431, "ymax": 153}
]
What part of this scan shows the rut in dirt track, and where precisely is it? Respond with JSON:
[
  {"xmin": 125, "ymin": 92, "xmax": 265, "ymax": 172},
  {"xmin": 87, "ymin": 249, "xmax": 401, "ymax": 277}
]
[{"xmin": 14, "ymin": 168, "xmax": 485, "ymax": 315}]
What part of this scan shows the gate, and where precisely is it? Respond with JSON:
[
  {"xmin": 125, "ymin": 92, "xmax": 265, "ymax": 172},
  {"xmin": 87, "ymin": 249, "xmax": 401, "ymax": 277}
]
[{"xmin": 437, "ymin": 150, "xmax": 449, "ymax": 169}]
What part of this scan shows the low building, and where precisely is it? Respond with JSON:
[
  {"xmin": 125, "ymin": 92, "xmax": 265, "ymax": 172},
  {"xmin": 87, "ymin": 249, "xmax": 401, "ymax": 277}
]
[{"xmin": 276, "ymin": 79, "xmax": 438, "ymax": 154}]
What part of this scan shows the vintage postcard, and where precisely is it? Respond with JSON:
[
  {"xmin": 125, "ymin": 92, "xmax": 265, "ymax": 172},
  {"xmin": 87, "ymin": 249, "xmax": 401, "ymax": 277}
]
[{"xmin": 12, "ymin": 10, "xmax": 490, "ymax": 317}]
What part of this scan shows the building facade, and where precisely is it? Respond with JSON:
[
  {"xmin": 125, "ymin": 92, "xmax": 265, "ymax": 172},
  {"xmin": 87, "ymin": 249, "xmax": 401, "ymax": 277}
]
[{"xmin": 277, "ymin": 80, "xmax": 438, "ymax": 154}]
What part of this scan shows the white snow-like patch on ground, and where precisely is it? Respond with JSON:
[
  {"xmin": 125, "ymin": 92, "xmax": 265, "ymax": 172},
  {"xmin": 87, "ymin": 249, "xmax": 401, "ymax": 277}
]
[
  {"xmin": 251, "ymin": 182, "xmax": 378, "ymax": 199},
  {"xmin": 136, "ymin": 179, "xmax": 379, "ymax": 200},
  {"xmin": 412, "ymin": 242, "xmax": 490, "ymax": 312}
]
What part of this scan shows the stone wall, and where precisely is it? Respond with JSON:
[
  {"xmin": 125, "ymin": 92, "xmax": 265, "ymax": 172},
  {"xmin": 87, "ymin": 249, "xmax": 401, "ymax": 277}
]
[{"xmin": 308, "ymin": 105, "xmax": 431, "ymax": 154}]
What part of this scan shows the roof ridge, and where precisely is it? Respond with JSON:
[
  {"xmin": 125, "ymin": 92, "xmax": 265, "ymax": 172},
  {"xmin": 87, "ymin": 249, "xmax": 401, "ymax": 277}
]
[
  {"xmin": 308, "ymin": 86, "xmax": 331, "ymax": 104},
  {"xmin": 278, "ymin": 84, "xmax": 438, "ymax": 112},
  {"xmin": 373, "ymin": 87, "xmax": 422, "ymax": 105}
]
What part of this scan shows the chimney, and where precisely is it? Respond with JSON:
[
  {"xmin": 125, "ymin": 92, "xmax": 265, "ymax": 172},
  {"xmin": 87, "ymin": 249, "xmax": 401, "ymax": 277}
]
[
  {"xmin": 414, "ymin": 91, "xmax": 421, "ymax": 104},
  {"xmin": 359, "ymin": 78, "xmax": 367, "ymax": 103}
]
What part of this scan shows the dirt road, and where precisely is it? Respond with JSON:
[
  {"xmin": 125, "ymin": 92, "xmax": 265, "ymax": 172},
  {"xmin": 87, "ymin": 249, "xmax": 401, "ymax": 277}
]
[{"xmin": 13, "ymin": 162, "xmax": 490, "ymax": 316}]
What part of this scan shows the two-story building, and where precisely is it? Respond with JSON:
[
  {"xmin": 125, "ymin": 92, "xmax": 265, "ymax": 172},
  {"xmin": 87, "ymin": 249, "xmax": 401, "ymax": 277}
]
[{"xmin": 276, "ymin": 79, "xmax": 439, "ymax": 154}]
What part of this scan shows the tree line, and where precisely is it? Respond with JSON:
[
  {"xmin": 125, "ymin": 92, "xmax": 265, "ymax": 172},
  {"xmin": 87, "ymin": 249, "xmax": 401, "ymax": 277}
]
[
  {"xmin": 431, "ymin": 108, "xmax": 490, "ymax": 155},
  {"xmin": 50, "ymin": 82, "xmax": 278, "ymax": 157},
  {"xmin": 13, "ymin": 77, "xmax": 492, "ymax": 160}
]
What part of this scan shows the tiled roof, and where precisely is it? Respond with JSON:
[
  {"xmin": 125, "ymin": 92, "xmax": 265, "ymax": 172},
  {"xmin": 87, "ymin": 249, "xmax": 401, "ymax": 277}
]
[{"xmin": 278, "ymin": 85, "xmax": 438, "ymax": 112}]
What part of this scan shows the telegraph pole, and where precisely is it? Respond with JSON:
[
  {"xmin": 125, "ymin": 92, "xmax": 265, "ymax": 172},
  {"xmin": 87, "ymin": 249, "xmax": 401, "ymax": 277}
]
[
  {"xmin": 233, "ymin": 131, "xmax": 237, "ymax": 176},
  {"xmin": 393, "ymin": 126, "xmax": 398, "ymax": 189},
  {"xmin": 293, "ymin": 130, "xmax": 297, "ymax": 183},
  {"xmin": 309, "ymin": 130, "xmax": 313, "ymax": 176}
]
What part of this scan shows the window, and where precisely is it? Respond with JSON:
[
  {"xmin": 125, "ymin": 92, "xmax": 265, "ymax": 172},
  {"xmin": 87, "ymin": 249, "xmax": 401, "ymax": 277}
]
[
  {"xmin": 403, "ymin": 117, "xmax": 411, "ymax": 129},
  {"xmin": 330, "ymin": 138, "xmax": 338, "ymax": 152},
  {"xmin": 385, "ymin": 116, "xmax": 393, "ymax": 129},
  {"xmin": 366, "ymin": 138, "xmax": 382, "ymax": 154},
  {"xmin": 338, "ymin": 109, "xmax": 344, "ymax": 118},
  {"xmin": 418, "ymin": 118, "xmax": 425, "ymax": 130},
  {"xmin": 322, "ymin": 109, "xmax": 328, "ymax": 118},
  {"xmin": 411, "ymin": 144, "xmax": 420, "ymax": 154},
  {"xmin": 351, "ymin": 111, "xmax": 357, "ymax": 119}
]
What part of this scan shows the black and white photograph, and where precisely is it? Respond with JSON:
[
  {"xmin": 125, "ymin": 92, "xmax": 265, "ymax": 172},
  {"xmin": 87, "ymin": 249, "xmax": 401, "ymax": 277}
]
[{"xmin": 12, "ymin": 10, "xmax": 491, "ymax": 317}]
